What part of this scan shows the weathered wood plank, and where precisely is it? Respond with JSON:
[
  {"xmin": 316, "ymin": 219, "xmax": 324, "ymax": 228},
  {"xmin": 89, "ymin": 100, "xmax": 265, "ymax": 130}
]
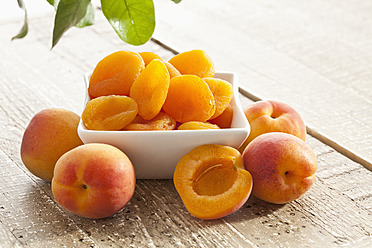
[
  {"xmin": 154, "ymin": 0, "xmax": 372, "ymax": 170},
  {"xmin": 0, "ymin": 9, "xmax": 371, "ymax": 248}
]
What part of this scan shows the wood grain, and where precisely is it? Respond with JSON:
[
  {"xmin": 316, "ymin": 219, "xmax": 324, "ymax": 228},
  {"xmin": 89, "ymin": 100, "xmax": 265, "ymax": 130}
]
[
  {"xmin": 154, "ymin": 0, "xmax": 372, "ymax": 170},
  {"xmin": 0, "ymin": 9, "xmax": 371, "ymax": 247}
]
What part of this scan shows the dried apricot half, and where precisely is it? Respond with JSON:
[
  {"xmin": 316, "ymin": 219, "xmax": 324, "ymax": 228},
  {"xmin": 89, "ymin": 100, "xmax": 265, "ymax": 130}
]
[
  {"xmin": 173, "ymin": 144, "xmax": 253, "ymax": 219},
  {"xmin": 163, "ymin": 61, "xmax": 181, "ymax": 78},
  {"xmin": 130, "ymin": 59, "xmax": 170, "ymax": 120},
  {"xmin": 178, "ymin": 121, "xmax": 220, "ymax": 130},
  {"xmin": 123, "ymin": 112, "xmax": 176, "ymax": 131},
  {"xmin": 88, "ymin": 51, "xmax": 145, "ymax": 99},
  {"xmin": 139, "ymin": 52, "xmax": 162, "ymax": 66},
  {"xmin": 168, "ymin": 50, "xmax": 215, "ymax": 78},
  {"xmin": 203, "ymin": 77, "xmax": 233, "ymax": 120},
  {"xmin": 82, "ymin": 95, "xmax": 138, "ymax": 131},
  {"xmin": 209, "ymin": 102, "xmax": 234, "ymax": 128},
  {"xmin": 163, "ymin": 75, "xmax": 216, "ymax": 123}
]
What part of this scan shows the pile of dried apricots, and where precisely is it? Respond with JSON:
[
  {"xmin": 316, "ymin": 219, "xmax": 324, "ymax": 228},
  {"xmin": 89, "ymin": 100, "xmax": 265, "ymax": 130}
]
[{"xmin": 82, "ymin": 49, "xmax": 234, "ymax": 131}]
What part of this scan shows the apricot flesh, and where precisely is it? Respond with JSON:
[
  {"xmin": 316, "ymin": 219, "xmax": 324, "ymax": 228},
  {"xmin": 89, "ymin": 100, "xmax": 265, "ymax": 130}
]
[
  {"xmin": 173, "ymin": 144, "xmax": 252, "ymax": 219},
  {"xmin": 20, "ymin": 108, "xmax": 83, "ymax": 181}
]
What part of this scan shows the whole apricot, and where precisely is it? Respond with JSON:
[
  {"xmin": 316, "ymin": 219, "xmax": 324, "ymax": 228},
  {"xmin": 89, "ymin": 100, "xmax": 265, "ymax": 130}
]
[
  {"xmin": 20, "ymin": 108, "xmax": 83, "ymax": 181},
  {"xmin": 52, "ymin": 143, "xmax": 135, "ymax": 219},
  {"xmin": 174, "ymin": 144, "xmax": 252, "ymax": 219},
  {"xmin": 242, "ymin": 132, "xmax": 318, "ymax": 204},
  {"xmin": 239, "ymin": 100, "xmax": 306, "ymax": 152}
]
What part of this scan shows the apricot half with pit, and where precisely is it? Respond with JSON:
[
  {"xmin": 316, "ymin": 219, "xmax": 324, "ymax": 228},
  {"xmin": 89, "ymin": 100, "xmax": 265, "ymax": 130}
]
[{"xmin": 173, "ymin": 144, "xmax": 252, "ymax": 219}]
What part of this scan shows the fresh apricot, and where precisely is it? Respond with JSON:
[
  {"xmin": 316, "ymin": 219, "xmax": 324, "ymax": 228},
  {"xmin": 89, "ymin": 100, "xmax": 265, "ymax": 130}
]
[
  {"xmin": 88, "ymin": 51, "xmax": 145, "ymax": 98},
  {"xmin": 20, "ymin": 108, "xmax": 83, "ymax": 181},
  {"xmin": 52, "ymin": 143, "xmax": 135, "ymax": 219},
  {"xmin": 178, "ymin": 121, "xmax": 220, "ymax": 130},
  {"xmin": 209, "ymin": 102, "xmax": 233, "ymax": 128},
  {"xmin": 130, "ymin": 59, "xmax": 170, "ymax": 120},
  {"xmin": 173, "ymin": 144, "xmax": 253, "ymax": 219},
  {"xmin": 163, "ymin": 75, "xmax": 216, "ymax": 123},
  {"xmin": 203, "ymin": 77, "xmax": 233, "ymax": 119},
  {"xmin": 123, "ymin": 112, "xmax": 176, "ymax": 131},
  {"xmin": 139, "ymin": 52, "xmax": 162, "ymax": 66},
  {"xmin": 168, "ymin": 50, "xmax": 215, "ymax": 78},
  {"xmin": 82, "ymin": 95, "xmax": 138, "ymax": 131}
]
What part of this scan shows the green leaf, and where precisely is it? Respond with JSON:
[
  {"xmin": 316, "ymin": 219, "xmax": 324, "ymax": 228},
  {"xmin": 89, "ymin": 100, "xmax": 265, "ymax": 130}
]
[
  {"xmin": 46, "ymin": 0, "xmax": 59, "ymax": 9},
  {"xmin": 48, "ymin": 0, "xmax": 94, "ymax": 28},
  {"xmin": 76, "ymin": 2, "xmax": 95, "ymax": 28},
  {"xmin": 52, "ymin": 0, "xmax": 91, "ymax": 48},
  {"xmin": 101, "ymin": 0, "xmax": 155, "ymax": 46},
  {"xmin": 12, "ymin": 0, "xmax": 28, "ymax": 40},
  {"xmin": 171, "ymin": 0, "xmax": 182, "ymax": 3}
]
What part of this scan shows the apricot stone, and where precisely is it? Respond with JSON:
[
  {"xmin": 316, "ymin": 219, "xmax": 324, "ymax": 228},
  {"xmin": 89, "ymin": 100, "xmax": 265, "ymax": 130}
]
[{"xmin": 20, "ymin": 108, "xmax": 83, "ymax": 181}]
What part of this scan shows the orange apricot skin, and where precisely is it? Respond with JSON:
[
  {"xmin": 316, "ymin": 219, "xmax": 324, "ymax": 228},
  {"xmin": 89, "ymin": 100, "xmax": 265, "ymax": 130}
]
[
  {"xmin": 173, "ymin": 144, "xmax": 252, "ymax": 220},
  {"xmin": 239, "ymin": 100, "xmax": 306, "ymax": 152},
  {"xmin": 203, "ymin": 77, "xmax": 234, "ymax": 120},
  {"xmin": 242, "ymin": 133, "xmax": 317, "ymax": 204},
  {"xmin": 20, "ymin": 108, "xmax": 83, "ymax": 181},
  {"xmin": 88, "ymin": 51, "xmax": 145, "ymax": 98},
  {"xmin": 130, "ymin": 59, "xmax": 170, "ymax": 120},
  {"xmin": 163, "ymin": 75, "xmax": 216, "ymax": 123},
  {"xmin": 139, "ymin": 52, "xmax": 162, "ymax": 66},
  {"xmin": 209, "ymin": 102, "xmax": 233, "ymax": 128},
  {"xmin": 123, "ymin": 112, "xmax": 176, "ymax": 131},
  {"xmin": 168, "ymin": 50, "xmax": 215, "ymax": 78},
  {"xmin": 52, "ymin": 143, "xmax": 136, "ymax": 219},
  {"xmin": 177, "ymin": 121, "xmax": 220, "ymax": 130},
  {"xmin": 163, "ymin": 61, "xmax": 181, "ymax": 78},
  {"xmin": 82, "ymin": 95, "xmax": 138, "ymax": 131}
]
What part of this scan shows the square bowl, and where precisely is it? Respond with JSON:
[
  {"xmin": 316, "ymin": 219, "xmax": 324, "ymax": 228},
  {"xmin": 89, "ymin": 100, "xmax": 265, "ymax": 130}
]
[{"xmin": 78, "ymin": 71, "xmax": 250, "ymax": 179}]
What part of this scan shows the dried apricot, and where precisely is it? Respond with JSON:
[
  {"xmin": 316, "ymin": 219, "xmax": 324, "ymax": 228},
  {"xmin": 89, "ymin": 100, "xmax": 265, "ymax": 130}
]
[
  {"xmin": 123, "ymin": 112, "xmax": 176, "ymax": 131},
  {"xmin": 168, "ymin": 50, "xmax": 215, "ymax": 78},
  {"xmin": 139, "ymin": 52, "xmax": 162, "ymax": 66},
  {"xmin": 163, "ymin": 75, "xmax": 216, "ymax": 123},
  {"xmin": 82, "ymin": 95, "xmax": 138, "ymax": 131},
  {"xmin": 203, "ymin": 78, "xmax": 233, "ymax": 119},
  {"xmin": 130, "ymin": 59, "xmax": 170, "ymax": 120},
  {"xmin": 209, "ymin": 102, "xmax": 233, "ymax": 128},
  {"xmin": 178, "ymin": 121, "xmax": 220, "ymax": 130},
  {"xmin": 88, "ymin": 51, "xmax": 145, "ymax": 98},
  {"xmin": 163, "ymin": 61, "xmax": 181, "ymax": 78}
]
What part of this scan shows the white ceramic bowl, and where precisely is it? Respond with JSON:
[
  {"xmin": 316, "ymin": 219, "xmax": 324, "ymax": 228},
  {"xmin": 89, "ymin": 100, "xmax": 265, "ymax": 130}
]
[{"xmin": 78, "ymin": 71, "xmax": 250, "ymax": 179}]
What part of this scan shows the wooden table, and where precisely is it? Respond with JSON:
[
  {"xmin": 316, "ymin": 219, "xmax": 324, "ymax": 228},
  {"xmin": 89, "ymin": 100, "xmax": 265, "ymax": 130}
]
[{"xmin": 1, "ymin": 1, "xmax": 371, "ymax": 247}]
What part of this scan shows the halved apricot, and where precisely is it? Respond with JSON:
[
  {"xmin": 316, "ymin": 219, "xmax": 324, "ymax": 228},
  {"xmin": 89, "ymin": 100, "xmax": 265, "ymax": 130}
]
[
  {"xmin": 163, "ymin": 75, "xmax": 216, "ymax": 123},
  {"xmin": 123, "ymin": 112, "xmax": 176, "ymax": 131},
  {"xmin": 173, "ymin": 144, "xmax": 253, "ymax": 219},
  {"xmin": 82, "ymin": 95, "xmax": 138, "ymax": 131},
  {"xmin": 203, "ymin": 78, "xmax": 233, "ymax": 120},
  {"xmin": 178, "ymin": 121, "xmax": 220, "ymax": 130},
  {"xmin": 168, "ymin": 50, "xmax": 215, "ymax": 78},
  {"xmin": 88, "ymin": 51, "xmax": 145, "ymax": 98},
  {"xmin": 130, "ymin": 59, "xmax": 170, "ymax": 120}
]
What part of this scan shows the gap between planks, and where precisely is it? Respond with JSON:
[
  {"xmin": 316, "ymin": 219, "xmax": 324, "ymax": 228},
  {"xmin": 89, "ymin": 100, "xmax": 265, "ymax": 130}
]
[{"xmin": 152, "ymin": 37, "xmax": 372, "ymax": 172}]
